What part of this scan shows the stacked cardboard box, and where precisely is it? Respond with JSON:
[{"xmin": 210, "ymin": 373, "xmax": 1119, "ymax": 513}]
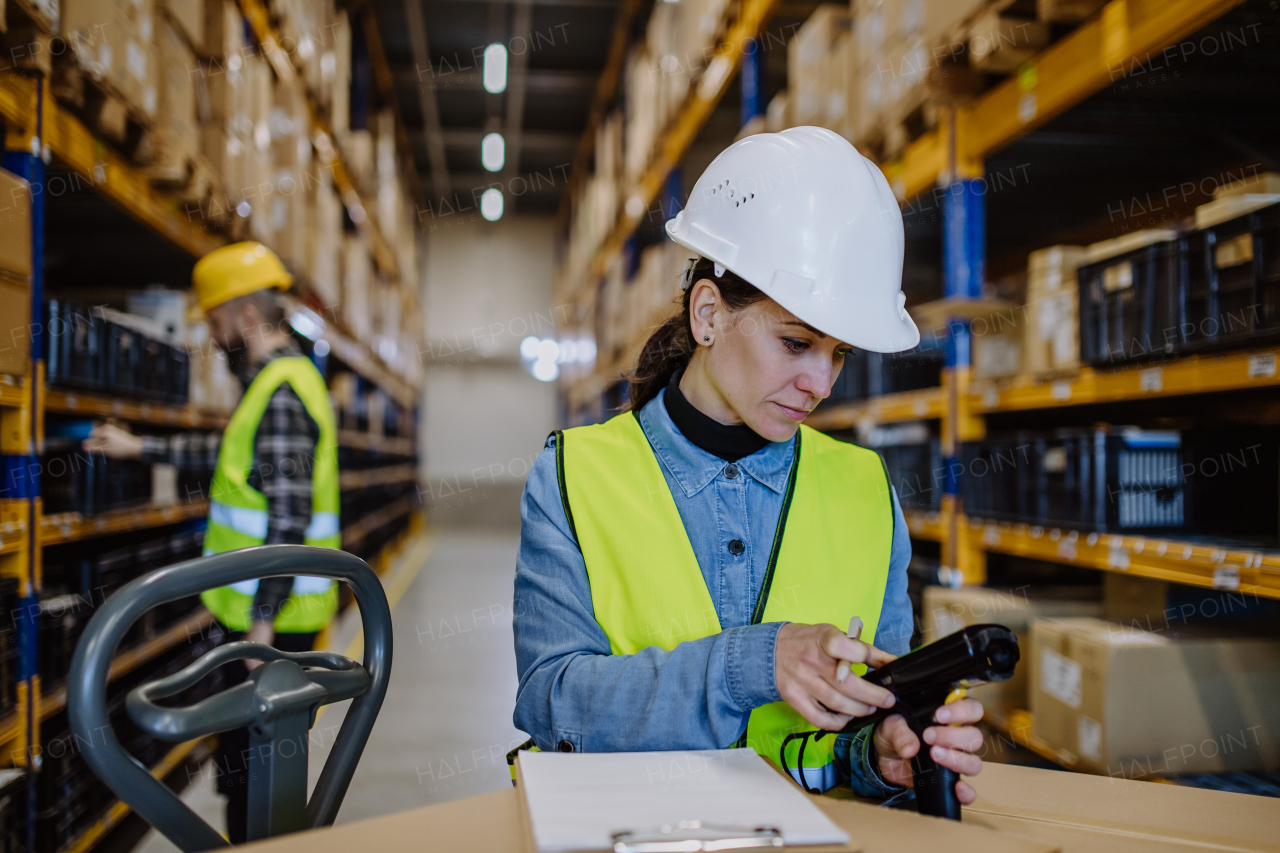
[
  {"xmin": 186, "ymin": 320, "xmax": 240, "ymax": 414},
  {"xmin": 143, "ymin": 16, "xmax": 198, "ymax": 185},
  {"xmin": 1030, "ymin": 617, "xmax": 1280, "ymax": 775},
  {"xmin": 786, "ymin": 5, "xmax": 852, "ymax": 134},
  {"xmin": 921, "ymin": 585, "xmax": 1100, "ymax": 727},
  {"xmin": 1024, "ymin": 245, "xmax": 1085, "ymax": 378},
  {"xmin": 851, "ymin": 0, "xmax": 987, "ymax": 149},
  {"xmin": 268, "ymin": 76, "xmax": 312, "ymax": 269},
  {"xmin": 60, "ymin": 0, "xmax": 159, "ymax": 123},
  {"xmin": 0, "ymin": 170, "xmax": 33, "ymax": 377},
  {"xmin": 342, "ymin": 234, "xmax": 372, "ymax": 343}
]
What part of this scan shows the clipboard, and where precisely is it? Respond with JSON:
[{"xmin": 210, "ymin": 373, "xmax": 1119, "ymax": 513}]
[{"xmin": 513, "ymin": 749, "xmax": 855, "ymax": 853}]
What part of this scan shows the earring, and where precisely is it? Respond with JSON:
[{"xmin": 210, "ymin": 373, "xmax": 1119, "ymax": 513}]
[{"xmin": 703, "ymin": 335, "xmax": 711, "ymax": 343}]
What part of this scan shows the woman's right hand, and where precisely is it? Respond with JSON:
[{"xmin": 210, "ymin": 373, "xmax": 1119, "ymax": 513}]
[{"xmin": 774, "ymin": 622, "xmax": 897, "ymax": 731}]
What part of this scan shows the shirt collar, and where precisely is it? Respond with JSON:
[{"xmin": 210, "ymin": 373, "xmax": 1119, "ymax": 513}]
[
  {"xmin": 637, "ymin": 388, "xmax": 795, "ymax": 497},
  {"xmin": 236, "ymin": 340, "xmax": 304, "ymax": 387}
]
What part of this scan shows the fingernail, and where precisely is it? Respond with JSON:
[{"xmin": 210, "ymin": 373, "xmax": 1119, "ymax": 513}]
[
  {"xmin": 884, "ymin": 694, "xmax": 896, "ymax": 707},
  {"xmin": 936, "ymin": 708, "xmax": 950, "ymax": 722},
  {"xmin": 932, "ymin": 746, "xmax": 946, "ymax": 761},
  {"xmin": 923, "ymin": 729, "xmax": 935, "ymax": 744}
]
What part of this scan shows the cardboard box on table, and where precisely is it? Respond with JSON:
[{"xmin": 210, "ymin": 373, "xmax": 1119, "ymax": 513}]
[
  {"xmin": 233, "ymin": 757, "xmax": 1280, "ymax": 853},
  {"xmin": 1029, "ymin": 617, "xmax": 1280, "ymax": 776},
  {"xmin": 921, "ymin": 585, "xmax": 1100, "ymax": 727}
]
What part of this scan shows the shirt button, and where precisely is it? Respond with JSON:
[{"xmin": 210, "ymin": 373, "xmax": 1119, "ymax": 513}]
[
  {"xmin": 724, "ymin": 463, "xmax": 740, "ymax": 479},
  {"xmin": 557, "ymin": 740, "xmax": 574, "ymax": 753},
  {"xmin": 728, "ymin": 539, "xmax": 745, "ymax": 556}
]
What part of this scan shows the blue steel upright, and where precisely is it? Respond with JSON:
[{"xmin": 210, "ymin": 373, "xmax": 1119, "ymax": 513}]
[
  {"xmin": 740, "ymin": 38, "xmax": 764, "ymax": 128},
  {"xmin": 4, "ymin": 73, "xmax": 46, "ymax": 853},
  {"xmin": 941, "ymin": 180, "xmax": 985, "ymax": 512}
]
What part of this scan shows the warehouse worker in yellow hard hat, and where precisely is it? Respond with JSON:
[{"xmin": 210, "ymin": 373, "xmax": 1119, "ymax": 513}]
[
  {"xmin": 85, "ymin": 241, "xmax": 340, "ymax": 843},
  {"xmin": 512, "ymin": 128, "xmax": 985, "ymax": 804}
]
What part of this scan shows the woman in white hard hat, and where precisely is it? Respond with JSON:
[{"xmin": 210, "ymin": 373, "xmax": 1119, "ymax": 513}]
[{"xmin": 512, "ymin": 128, "xmax": 984, "ymax": 802}]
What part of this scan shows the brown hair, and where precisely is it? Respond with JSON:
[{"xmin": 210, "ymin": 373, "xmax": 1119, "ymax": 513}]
[{"xmin": 627, "ymin": 257, "xmax": 769, "ymax": 410}]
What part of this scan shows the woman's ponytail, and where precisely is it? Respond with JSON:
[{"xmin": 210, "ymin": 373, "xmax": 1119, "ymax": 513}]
[{"xmin": 626, "ymin": 257, "xmax": 768, "ymax": 410}]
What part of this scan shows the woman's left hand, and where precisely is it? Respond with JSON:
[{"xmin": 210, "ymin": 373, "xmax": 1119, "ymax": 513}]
[{"xmin": 871, "ymin": 698, "xmax": 985, "ymax": 804}]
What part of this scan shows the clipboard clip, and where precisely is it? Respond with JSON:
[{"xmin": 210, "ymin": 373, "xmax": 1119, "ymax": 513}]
[{"xmin": 611, "ymin": 821, "xmax": 784, "ymax": 853}]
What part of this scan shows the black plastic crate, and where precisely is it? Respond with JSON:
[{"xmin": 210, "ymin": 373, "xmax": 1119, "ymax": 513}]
[
  {"xmin": 0, "ymin": 769, "xmax": 27, "ymax": 853},
  {"xmin": 826, "ymin": 350, "xmax": 868, "ymax": 405},
  {"xmin": 869, "ymin": 334, "xmax": 945, "ymax": 396},
  {"xmin": 866, "ymin": 425, "xmax": 943, "ymax": 513},
  {"xmin": 1089, "ymin": 428, "xmax": 1185, "ymax": 532},
  {"xmin": 44, "ymin": 300, "xmax": 104, "ymax": 391},
  {"xmin": 959, "ymin": 434, "xmax": 1034, "ymax": 523},
  {"xmin": 1078, "ymin": 239, "xmax": 1181, "ymax": 366},
  {"xmin": 1026, "ymin": 429, "xmax": 1094, "ymax": 529},
  {"xmin": 1180, "ymin": 203, "xmax": 1280, "ymax": 352},
  {"xmin": 0, "ymin": 579, "xmax": 18, "ymax": 719},
  {"xmin": 36, "ymin": 595, "xmax": 92, "ymax": 690}
]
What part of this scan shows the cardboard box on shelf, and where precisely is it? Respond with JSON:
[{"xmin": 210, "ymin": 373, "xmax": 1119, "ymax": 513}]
[
  {"xmin": 342, "ymin": 234, "xmax": 372, "ymax": 342},
  {"xmin": 787, "ymin": 5, "xmax": 851, "ymax": 128},
  {"xmin": 1029, "ymin": 617, "xmax": 1280, "ymax": 776},
  {"xmin": 1213, "ymin": 170, "xmax": 1280, "ymax": 199},
  {"xmin": 966, "ymin": 8, "xmax": 1049, "ymax": 73},
  {"xmin": 159, "ymin": 0, "xmax": 202, "ymax": 48},
  {"xmin": 1023, "ymin": 245, "xmax": 1086, "ymax": 378},
  {"xmin": 198, "ymin": 0, "xmax": 239, "ymax": 57},
  {"xmin": 308, "ymin": 171, "xmax": 343, "ymax": 308},
  {"xmin": 61, "ymin": 0, "xmax": 158, "ymax": 121},
  {"xmin": 971, "ymin": 309, "xmax": 1023, "ymax": 380},
  {"xmin": 0, "ymin": 169, "xmax": 33, "ymax": 278},
  {"xmin": 187, "ymin": 321, "xmax": 240, "ymax": 414},
  {"xmin": 922, "ymin": 586, "xmax": 1100, "ymax": 727},
  {"xmin": 0, "ymin": 275, "xmax": 32, "ymax": 376},
  {"xmin": 327, "ymin": 10, "xmax": 350, "ymax": 133},
  {"xmin": 143, "ymin": 17, "xmax": 198, "ymax": 186}
]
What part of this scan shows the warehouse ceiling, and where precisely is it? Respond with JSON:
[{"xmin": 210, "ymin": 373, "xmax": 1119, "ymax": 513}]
[{"xmin": 368, "ymin": 0, "xmax": 625, "ymax": 217}]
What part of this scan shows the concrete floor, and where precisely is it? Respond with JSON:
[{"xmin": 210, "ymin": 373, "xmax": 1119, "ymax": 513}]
[{"xmin": 136, "ymin": 525, "xmax": 524, "ymax": 851}]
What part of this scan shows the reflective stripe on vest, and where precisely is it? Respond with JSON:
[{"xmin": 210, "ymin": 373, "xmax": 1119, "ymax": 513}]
[
  {"xmin": 201, "ymin": 357, "xmax": 342, "ymax": 633},
  {"xmin": 557, "ymin": 412, "xmax": 893, "ymax": 791}
]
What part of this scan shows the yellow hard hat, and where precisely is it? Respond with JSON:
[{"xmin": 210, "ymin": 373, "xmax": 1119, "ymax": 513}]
[{"xmin": 192, "ymin": 242, "xmax": 293, "ymax": 312}]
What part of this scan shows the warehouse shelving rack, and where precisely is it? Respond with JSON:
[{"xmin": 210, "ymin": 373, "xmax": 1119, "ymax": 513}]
[
  {"xmin": 554, "ymin": 0, "xmax": 1278, "ymax": 775},
  {"xmin": 0, "ymin": 5, "xmax": 425, "ymax": 852}
]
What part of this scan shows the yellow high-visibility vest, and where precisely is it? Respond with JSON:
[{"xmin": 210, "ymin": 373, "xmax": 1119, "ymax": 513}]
[
  {"xmin": 557, "ymin": 411, "xmax": 893, "ymax": 790},
  {"xmin": 201, "ymin": 357, "xmax": 340, "ymax": 633}
]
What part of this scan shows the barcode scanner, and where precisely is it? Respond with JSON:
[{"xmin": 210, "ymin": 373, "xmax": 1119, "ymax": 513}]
[{"xmin": 781, "ymin": 624, "xmax": 1019, "ymax": 820}]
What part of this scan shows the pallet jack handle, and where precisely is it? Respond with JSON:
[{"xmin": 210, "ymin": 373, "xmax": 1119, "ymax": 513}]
[{"xmin": 68, "ymin": 545, "xmax": 394, "ymax": 852}]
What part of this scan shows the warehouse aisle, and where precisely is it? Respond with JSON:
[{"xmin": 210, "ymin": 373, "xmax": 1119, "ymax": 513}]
[{"xmin": 135, "ymin": 524, "xmax": 525, "ymax": 850}]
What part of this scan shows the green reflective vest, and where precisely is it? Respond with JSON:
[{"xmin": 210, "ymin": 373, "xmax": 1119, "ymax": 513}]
[
  {"xmin": 557, "ymin": 411, "xmax": 893, "ymax": 791},
  {"xmin": 201, "ymin": 356, "xmax": 341, "ymax": 633}
]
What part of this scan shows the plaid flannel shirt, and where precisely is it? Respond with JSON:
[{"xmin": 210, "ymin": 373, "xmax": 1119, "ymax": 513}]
[{"xmin": 142, "ymin": 341, "xmax": 321, "ymax": 623}]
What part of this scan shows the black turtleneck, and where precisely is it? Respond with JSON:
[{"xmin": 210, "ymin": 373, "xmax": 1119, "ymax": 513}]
[{"xmin": 663, "ymin": 367, "xmax": 770, "ymax": 462}]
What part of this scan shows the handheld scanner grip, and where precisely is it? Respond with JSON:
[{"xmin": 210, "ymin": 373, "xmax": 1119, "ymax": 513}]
[{"xmin": 834, "ymin": 624, "xmax": 1020, "ymax": 734}]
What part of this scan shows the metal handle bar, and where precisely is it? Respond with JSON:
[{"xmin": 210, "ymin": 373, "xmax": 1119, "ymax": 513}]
[
  {"xmin": 127, "ymin": 642, "xmax": 370, "ymax": 742},
  {"xmin": 68, "ymin": 545, "xmax": 393, "ymax": 852}
]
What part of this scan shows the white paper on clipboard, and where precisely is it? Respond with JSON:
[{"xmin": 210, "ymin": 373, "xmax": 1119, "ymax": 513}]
[{"xmin": 517, "ymin": 748, "xmax": 851, "ymax": 853}]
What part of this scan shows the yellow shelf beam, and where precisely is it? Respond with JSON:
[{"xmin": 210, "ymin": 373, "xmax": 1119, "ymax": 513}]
[
  {"xmin": 337, "ymin": 430, "xmax": 415, "ymax": 457},
  {"xmin": 895, "ymin": 0, "xmax": 1247, "ymax": 200},
  {"xmin": 971, "ymin": 346, "xmax": 1280, "ymax": 413},
  {"xmin": 62, "ymin": 736, "xmax": 216, "ymax": 853},
  {"xmin": 903, "ymin": 509, "xmax": 946, "ymax": 542},
  {"xmin": 41, "ymin": 611, "xmax": 216, "ymax": 722},
  {"xmin": 806, "ymin": 386, "xmax": 946, "ymax": 431},
  {"xmin": 45, "ymin": 389, "xmax": 230, "ymax": 430},
  {"xmin": 339, "ymin": 463, "xmax": 418, "ymax": 491},
  {"xmin": 0, "ymin": 378, "xmax": 25, "ymax": 409},
  {"xmin": 0, "ymin": 75, "xmax": 222, "ymax": 259},
  {"xmin": 342, "ymin": 494, "xmax": 416, "ymax": 550},
  {"xmin": 969, "ymin": 515, "xmax": 1280, "ymax": 599},
  {"xmin": 41, "ymin": 500, "xmax": 210, "ymax": 546}
]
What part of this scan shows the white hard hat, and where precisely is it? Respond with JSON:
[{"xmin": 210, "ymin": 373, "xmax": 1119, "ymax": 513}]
[{"xmin": 665, "ymin": 126, "xmax": 919, "ymax": 353}]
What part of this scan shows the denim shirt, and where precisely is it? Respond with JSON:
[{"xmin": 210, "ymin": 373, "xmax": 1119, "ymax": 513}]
[{"xmin": 512, "ymin": 389, "xmax": 914, "ymax": 799}]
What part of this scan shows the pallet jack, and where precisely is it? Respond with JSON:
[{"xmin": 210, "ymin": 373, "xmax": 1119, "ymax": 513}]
[{"xmin": 67, "ymin": 545, "xmax": 393, "ymax": 852}]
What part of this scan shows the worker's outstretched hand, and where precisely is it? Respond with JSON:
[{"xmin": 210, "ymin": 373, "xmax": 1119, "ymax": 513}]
[
  {"xmin": 83, "ymin": 422, "xmax": 144, "ymax": 459},
  {"xmin": 872, "ymin": 698, "xmax": 985, "ymax": 804},
  {"xmin": 774, "ymin": 622, "xmax": 898, "ymax": 731}
]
